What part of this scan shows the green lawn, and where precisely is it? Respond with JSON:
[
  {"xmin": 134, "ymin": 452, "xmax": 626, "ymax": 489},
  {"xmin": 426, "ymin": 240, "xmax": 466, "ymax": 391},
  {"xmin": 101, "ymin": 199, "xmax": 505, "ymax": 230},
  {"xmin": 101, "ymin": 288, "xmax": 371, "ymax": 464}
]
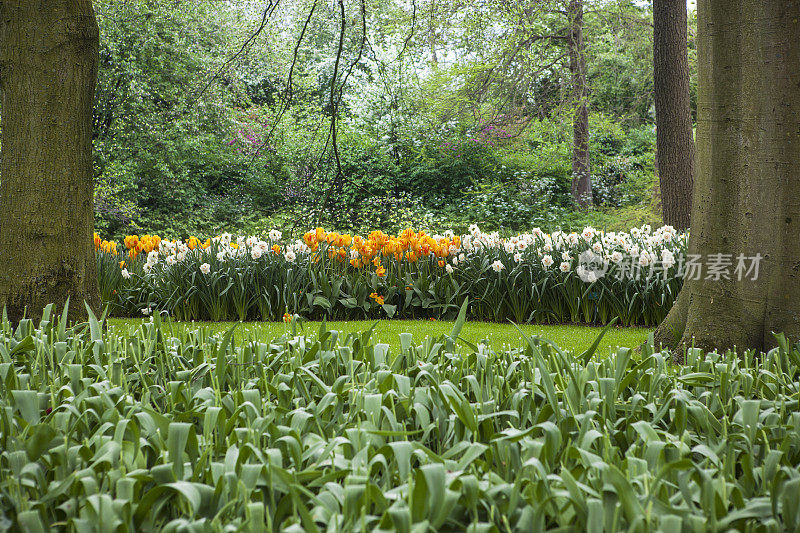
[{"xmin": 108, "ymin": 318, "xmax": 653, "ymax": 356}]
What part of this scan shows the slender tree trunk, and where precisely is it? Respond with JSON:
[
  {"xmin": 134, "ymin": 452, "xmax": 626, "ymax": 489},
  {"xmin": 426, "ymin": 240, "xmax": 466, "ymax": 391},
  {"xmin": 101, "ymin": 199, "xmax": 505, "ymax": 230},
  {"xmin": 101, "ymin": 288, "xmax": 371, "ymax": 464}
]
[
  {"xmin": 0, "ymin": 0, "xmax": 101, "ymax": 324},
  {"xmin": 654, "ymin": 0, "xmax": 694, "ymax": 230},
  {"xmin": 567, "ymin": 0, "xmax": 592, "ymax": 208},
  {"xmin": 654, "ymin": 0, "xmax": 800, "ymax": 354}
]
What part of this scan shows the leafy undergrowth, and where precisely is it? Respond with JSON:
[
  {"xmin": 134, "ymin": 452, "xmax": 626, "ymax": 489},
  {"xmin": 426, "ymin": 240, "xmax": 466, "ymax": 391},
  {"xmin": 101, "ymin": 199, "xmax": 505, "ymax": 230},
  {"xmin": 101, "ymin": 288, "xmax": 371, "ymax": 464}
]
[{"xmin": 2, "ymin": 303, "xmax": 800, "ymax": 531}]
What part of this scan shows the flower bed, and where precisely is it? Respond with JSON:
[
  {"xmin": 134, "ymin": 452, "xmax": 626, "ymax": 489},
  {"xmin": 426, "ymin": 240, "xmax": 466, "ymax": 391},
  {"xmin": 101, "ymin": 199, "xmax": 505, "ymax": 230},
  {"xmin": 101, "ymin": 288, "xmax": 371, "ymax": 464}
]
[{"xmin": 96, "ymin": 224, "xmax": 686, "ymax": 325}]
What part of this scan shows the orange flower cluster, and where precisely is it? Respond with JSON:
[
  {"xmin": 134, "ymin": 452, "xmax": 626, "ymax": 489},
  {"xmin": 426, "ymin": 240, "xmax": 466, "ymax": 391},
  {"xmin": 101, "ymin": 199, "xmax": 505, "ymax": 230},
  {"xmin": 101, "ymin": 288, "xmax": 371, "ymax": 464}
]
[
  {"xmin": 186, "ymin": 236, "xmax": 211, "ymax": 251},
  {"xmin": 369, "ymin": 292, "xmax": 385, "ymax": 305},
  {"xmin": 94, "ymin": 233, "xmax": 118, "ymax": 255},
  {"xmin": 303, "ymin": 228, "xmax": 461, "ymax": 276},
  {"xmin": 124, "ymin": 234, "xmax": 162, "ymax": 258}
]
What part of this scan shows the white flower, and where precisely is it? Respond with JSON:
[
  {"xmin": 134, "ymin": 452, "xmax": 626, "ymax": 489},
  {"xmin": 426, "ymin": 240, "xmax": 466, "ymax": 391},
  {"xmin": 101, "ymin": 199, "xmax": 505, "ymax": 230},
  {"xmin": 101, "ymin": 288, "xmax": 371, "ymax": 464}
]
[
  {"xmin": 504, "ymin": 242, "xmax": 515, "ymax": 254},
  {"xmin": 350, "ymin": 249, "xmax": 359, "ymax": 260},
  {"xmin": 121, "ymin": 268, "xmax": 131, "ymax": 279},
  {"xmin": 562, "ymin": 251, "xmax": 571, "ymax": 261},
  {"xmin": 246, "ymin": 236, "xmax": 259, "ymax": 247},
  {"xmin": 445, "ymin": 264, "xmax": 454, "ymax": 274},
  {"xmin": 567, "ymin": 233, "xmax": 579, "ymax": 246},
  {"xmin": 543, "ymin": 243, "xmax": 553, "ymax": 252},
  {"xmin": 513, "ymin": 253, "xmax": 522, "ymax": 263},
  {"xmin": 284, "ymin": 250, "xmax": 296, "ymax": 263},
  {"xmin": 586, "ymin": 271, "xmax": 598, "ymax": 283},
  {"xmin": 251, "ymin": 248, "xmax": 263, "ymax": 260},
  {"xmin": 581, "ymin": 227, "xmax": 596, "ymax": 242},
  {"xmin": 146, "ymin": 250, "xmax": 159, "ymax": 265},
  {"xmin": 176, "ymin": 251, "xmax": 186, "ymax": 262},
  {"xmin": 611, "ymin": 251, "xmax": 624, "ymax": 263},
  {"xmin": 638, "ymin": 251, "xmax": 653, "ymax": 266},
  {"xmin": 458, "ymin": 253, "xmax": 466, "ymax": 262},
  {"xmin": 451, "ymin": 257, "xmax": 459, "ymax": 266},
  {"xmin": 559, "ymin": 261, "xmax": 571, "ymax": 272},
  {"xmin": 517, "ymin": 241, "xmax": 528, "ymax": 251},
  {"xmin": 165, "ymin": 255, "xmax": 176, "ymax": 266},
  {"xmin": 541, "ymin": 255, "xmax": 554, "ymax": 269},
  {"xmin": 217, "ymin": 251, "xmax": 226, "ymax": 261},
  {"xmin": 269, "ymin": 229, "xmax": 282, "ymax": 241},
  {"xmin": 200, "ymin": 263, "xmax": 211, "ymax": 274},
  {"xmin": 491, "ymin": 260, "xmax": 505, "ymax": 272},
  {"xmin": 141, "ymin": 307, "xmax": 151, "ymax": 316},
  {"xmin": 661, "ymin": 249, "xmax": 676, "ymax": 268},
  {"xmin": 143, "ymin": 263, "xmax": 152, "ymax": 274},
  {"xmin": 592, "ymin": 242, "xmax": 603, "ymax": 253}
]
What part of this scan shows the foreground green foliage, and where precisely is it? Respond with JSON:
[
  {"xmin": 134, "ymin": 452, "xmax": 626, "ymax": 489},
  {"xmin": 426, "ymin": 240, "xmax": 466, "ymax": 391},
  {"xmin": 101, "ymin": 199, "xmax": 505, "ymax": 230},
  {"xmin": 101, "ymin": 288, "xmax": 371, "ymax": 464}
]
[{"xmin": 2, "ymin": 304, "xmax": 800, "ymax": 531}]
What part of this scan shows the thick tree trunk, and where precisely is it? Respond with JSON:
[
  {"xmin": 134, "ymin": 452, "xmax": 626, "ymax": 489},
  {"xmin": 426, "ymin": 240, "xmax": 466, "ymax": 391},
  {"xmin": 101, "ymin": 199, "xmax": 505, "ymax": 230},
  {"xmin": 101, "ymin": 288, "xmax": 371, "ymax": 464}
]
[
  {"xmin": 0, "ymin": 0, "xmax": 101, "ymax": 324},
  {"xmin": 567, "ymin": 0, "xmax": 592, "ymax": 208},
  {"xmin": 654, "ymin": 0, "xmax": 800, "ymax": 354},
  {"xmin": 653, "ymin": 0, "xmax": 694, "ymax": 231}
]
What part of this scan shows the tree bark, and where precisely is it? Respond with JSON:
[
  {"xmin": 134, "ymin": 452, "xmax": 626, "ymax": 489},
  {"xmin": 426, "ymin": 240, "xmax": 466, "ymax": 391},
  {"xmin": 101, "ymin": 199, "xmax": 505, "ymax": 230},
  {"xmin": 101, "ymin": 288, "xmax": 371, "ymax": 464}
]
[
  {"xmin": 653, "ymin": 0, "xmax": 800, "ymax": 354},
  {"xmin": 567, "ymin": 0, "xmax": 592, "ymax": 208},
  {"xmin": 653, "ymin": 0, "xmax": 694, "ymax": 231},
  {"xmin": 0, "ymin": 0, "xmax": 101, "ymax": 324}
]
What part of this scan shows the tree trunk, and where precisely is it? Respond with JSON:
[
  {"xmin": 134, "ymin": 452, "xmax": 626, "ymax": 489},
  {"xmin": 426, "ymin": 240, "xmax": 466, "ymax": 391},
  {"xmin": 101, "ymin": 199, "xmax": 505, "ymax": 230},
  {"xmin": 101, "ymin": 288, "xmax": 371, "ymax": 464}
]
[
  {"xmin": 0, "ymin": 0, "xmax": 101, "ymax": 325},
  {"xmin": 653, "ymin": 0, "xmax": 800, "ymax": 354},
  {"xmin": 653, "ymin": 0, "xmax": 694, "ymax": 231},
  {"xmin": 567, "ymin": 0, "xmax": 592, "ymax": 208}
]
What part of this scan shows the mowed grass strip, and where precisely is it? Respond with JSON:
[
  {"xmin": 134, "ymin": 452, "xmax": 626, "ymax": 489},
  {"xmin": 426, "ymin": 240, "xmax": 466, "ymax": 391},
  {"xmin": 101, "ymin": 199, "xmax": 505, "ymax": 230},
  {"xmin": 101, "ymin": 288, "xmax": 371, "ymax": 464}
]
[{"xmin": 109, "ymin": 318, "xmax": 653, "ymax": 355}]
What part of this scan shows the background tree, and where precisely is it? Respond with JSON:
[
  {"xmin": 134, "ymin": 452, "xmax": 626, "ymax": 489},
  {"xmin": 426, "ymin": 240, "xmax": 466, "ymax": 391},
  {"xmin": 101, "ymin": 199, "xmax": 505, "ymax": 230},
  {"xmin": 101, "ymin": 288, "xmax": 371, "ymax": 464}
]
[
  {"xmin": 0, "ymin": 0, "xmax": 101, "ymax": 323},
  {"xmin": 653, "ymin": 0, "xmax": 694, "ymax": 230},
  {"xmin": 84, "ymin": 0, "xmax": 674, "ymax": 239},
  {"xmin": 653, "ymin": 0, "xmax": 799, "ymax": 353},
  {"xmin": 567, "ymin": 0, "xmax": 592, "ymax": 207}
]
